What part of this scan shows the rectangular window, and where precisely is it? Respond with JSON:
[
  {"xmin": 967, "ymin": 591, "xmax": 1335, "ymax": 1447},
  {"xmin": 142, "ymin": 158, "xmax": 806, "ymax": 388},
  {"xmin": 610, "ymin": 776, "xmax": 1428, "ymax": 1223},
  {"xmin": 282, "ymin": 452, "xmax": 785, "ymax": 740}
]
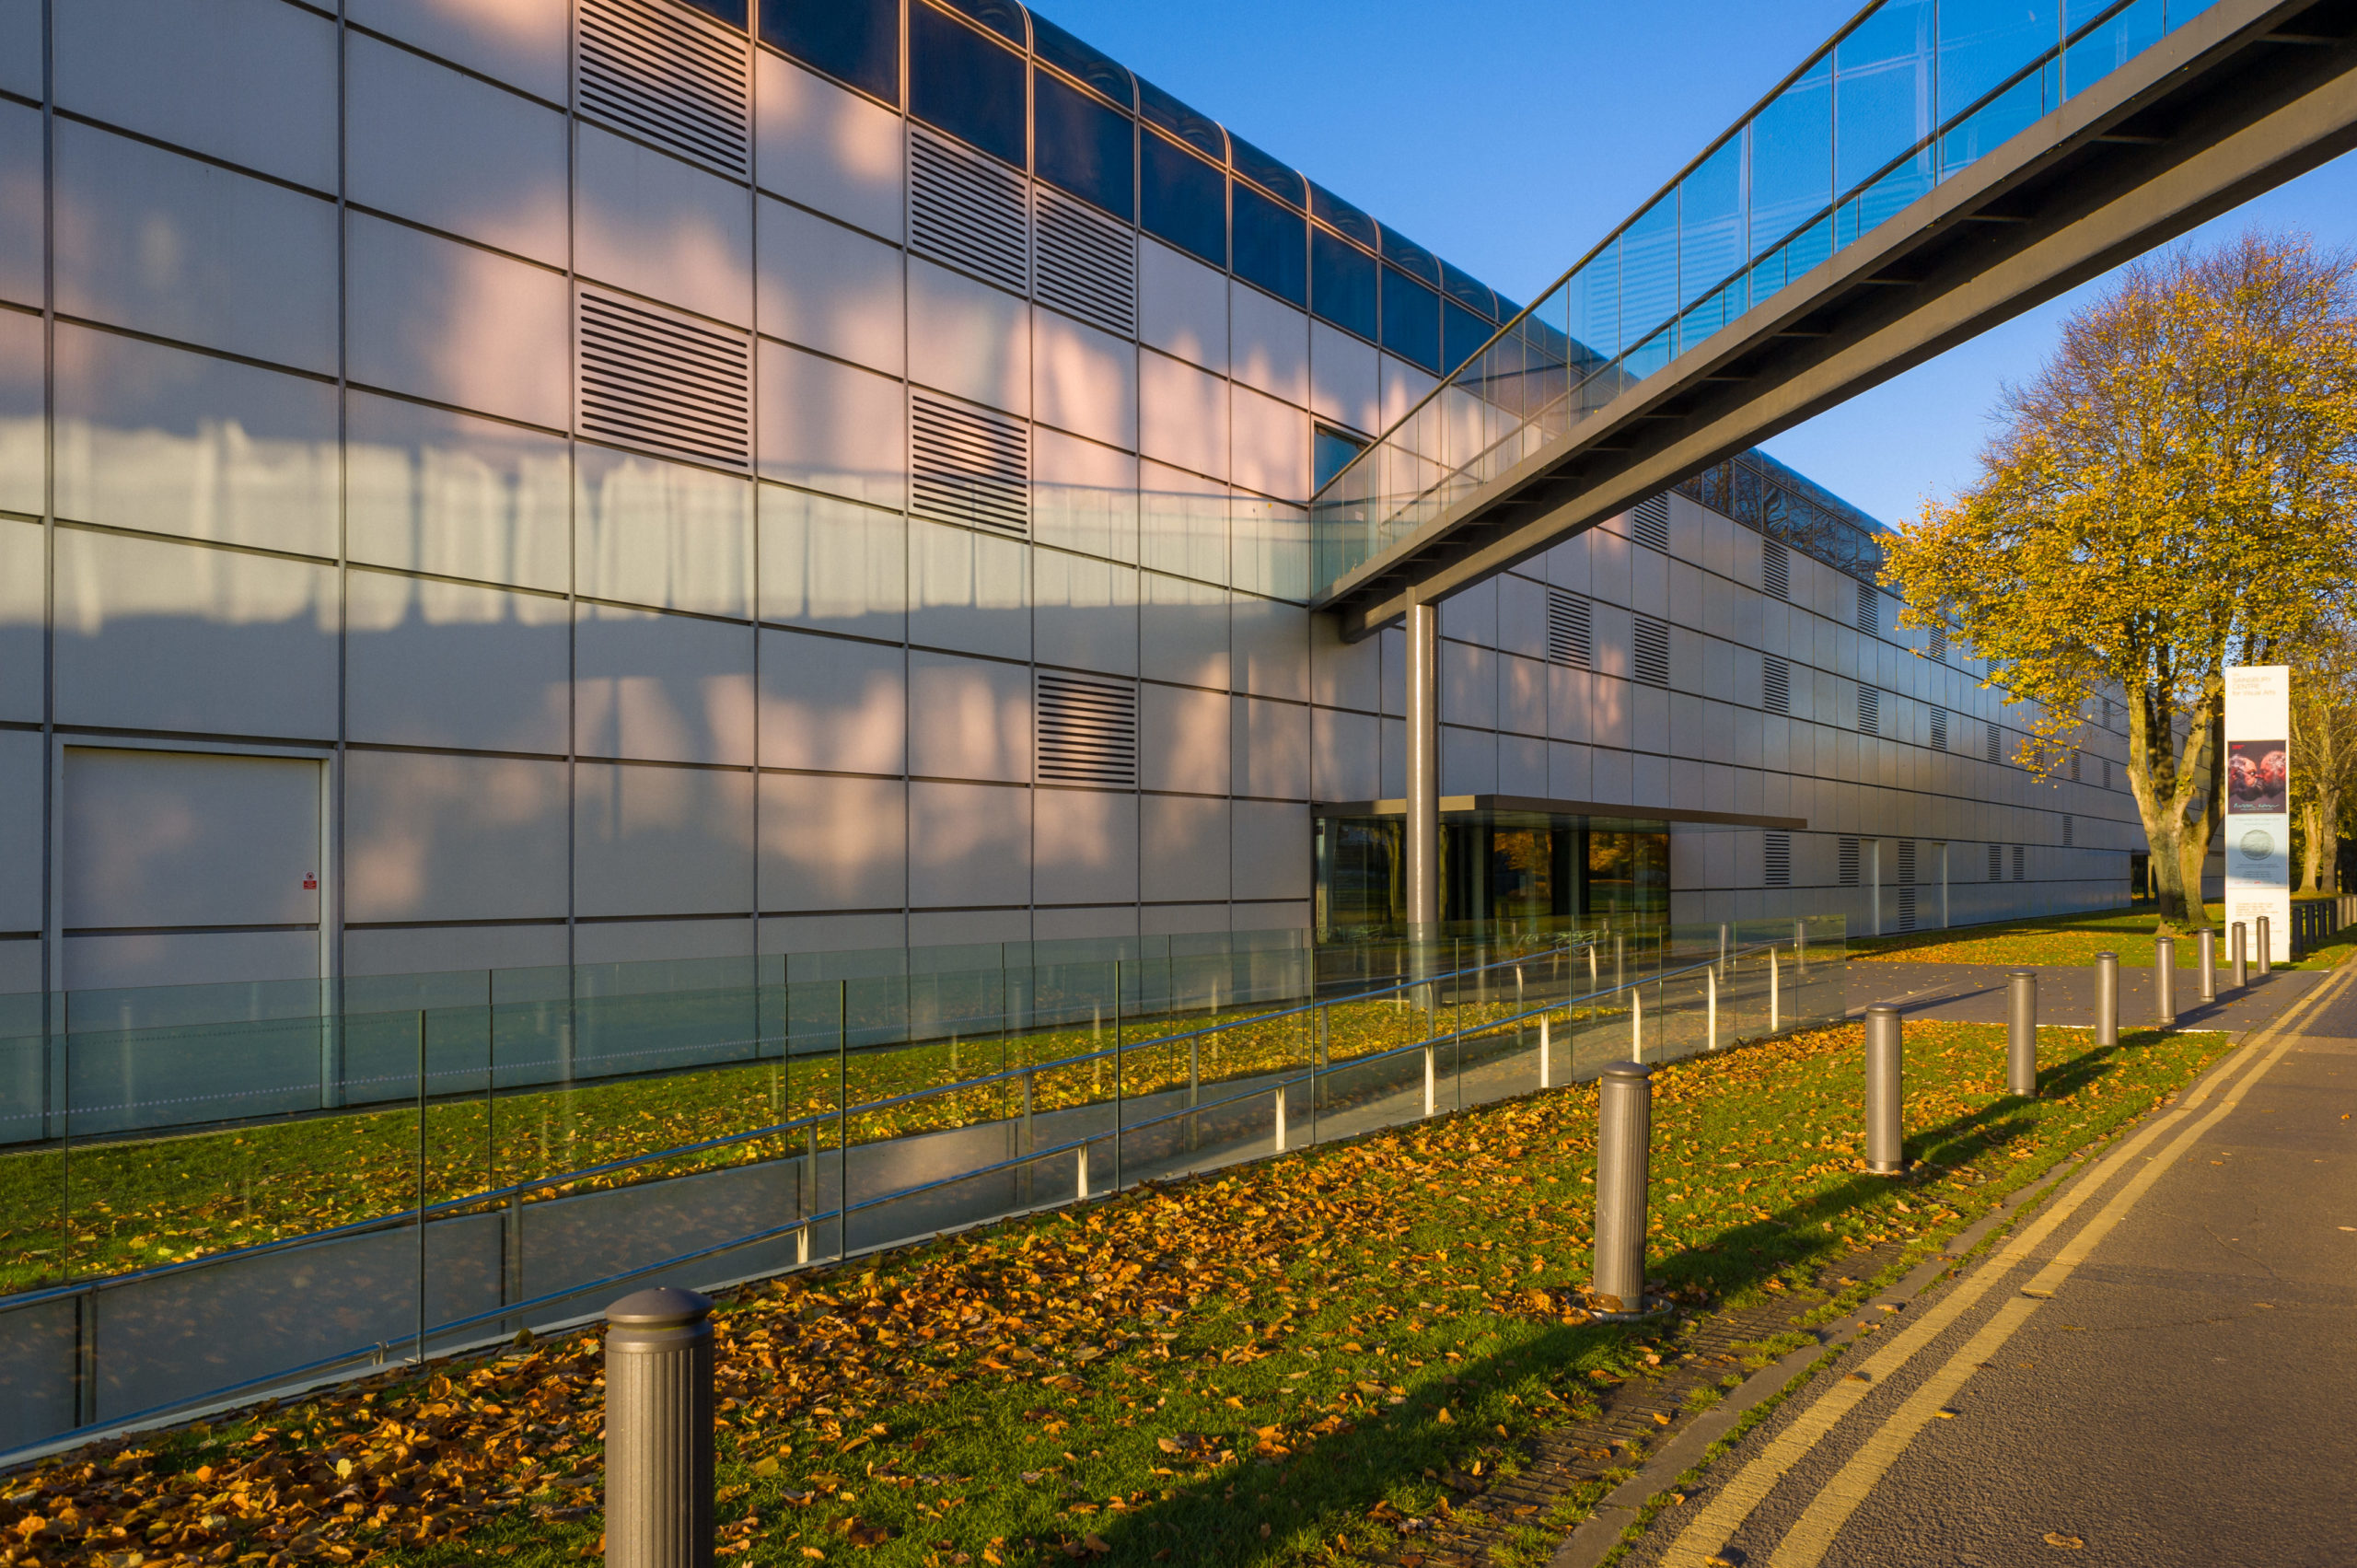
[
  {"xmin": 1764, "ymin": 831, "xmax": 1792, "ymax": 888},
  {"xmin": 1443, "ymin": 298, "xmax": 1492, "ymax": 371},
  {"xmin": 1137, "ymin": 76, "xmax": 1224, "ymax": 161},
  {"xmin": 1858, "ymin": 686, "xmax": 1879, "ymax": 735},
  {"xmin": 1141, "ymin": 130, "xmax": 1225, "ymax": 267},
  {"xmin": 1029, "ymin": 14, "xmax": 1130, "ymax": 106},
  {"xmin": 1380, "ymin": 225, "xmax": 1440, "ymax": 286},
  {"xmin": 1929, "ymin": 705, "xmax": 1947, "ymax": 751},
  {"xmin": 910, "ymin": 3, "xmax": 1026, "ymax": 168},
  {"xmin": 1311, "ymin": 227, "xmax": 1378, "ymax": 342},
  {"xmin": 1033, "ymin": 68, "xmax": 1132, "ymax": 218},
  {"xmin": 1441, "ymin": 261, "xmax": 1496, "ymax": 319},
  {"xmin": 1229, "ymin": 133, "xmax": 1304, "ymax": 208},
  {"xmin": 1381, "ymin": 268, "xmax": 1440, "ymax": 372},
  {"xmin": 1839, "ymin": 837, "xmax": 1862, "ymax": 887},
  {"xmin": 1232, "ymin": 181, "xmax": 1306, "ymax": 307},
  {"xmin": 761, "ymin": 0, "xmax": 898, "ymax": 102},
  {"xmin": 1313, "ymin": 425, "xmax": 1367, "ymax": 493},
  {"xmin": 684, "ymin": 0, "xmax": 748, "ymax": 25},
  {"xmin": 1308, "ymin": 180, "xmax": 1378, "ymax": 250},
  {"xmin": 1763, "ymin": 656, "xmax": 1791, "ymax": 714},
  {"xmin": 1633, "ymin": 615, "xmax": 1670, "ymax": 687}
]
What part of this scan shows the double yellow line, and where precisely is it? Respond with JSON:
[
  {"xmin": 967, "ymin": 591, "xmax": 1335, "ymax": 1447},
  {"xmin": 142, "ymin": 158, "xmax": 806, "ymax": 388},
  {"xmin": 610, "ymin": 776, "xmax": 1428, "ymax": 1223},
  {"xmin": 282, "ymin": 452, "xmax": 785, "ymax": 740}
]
[{"xmin": 1657, "ymin": 960, "xmax": 2356, "ymax": 1568}]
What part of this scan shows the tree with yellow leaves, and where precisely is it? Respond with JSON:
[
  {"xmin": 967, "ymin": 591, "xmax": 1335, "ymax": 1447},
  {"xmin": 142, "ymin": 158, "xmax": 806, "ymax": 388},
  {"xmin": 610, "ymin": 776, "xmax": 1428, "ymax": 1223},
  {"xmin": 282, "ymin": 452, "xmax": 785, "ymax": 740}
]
[
  {"xmin": 2290, "ymin": 619, "xmax": 2357, "ymax": 896},
  {"xmin": 1885, "ymin": 232, "xmax": 2357, "ymax": 931}
]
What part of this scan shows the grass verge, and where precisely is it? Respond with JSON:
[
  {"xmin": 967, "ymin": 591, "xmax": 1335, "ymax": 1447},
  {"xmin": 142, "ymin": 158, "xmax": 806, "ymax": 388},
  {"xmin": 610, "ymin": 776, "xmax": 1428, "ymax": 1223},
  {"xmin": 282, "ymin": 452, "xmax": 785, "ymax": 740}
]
[
  {"xmin": 1852, "ymin": 901, "xmax": 2356, "ymax": 970},
  {"xmin": 0, "ymin": 1018, "xmax": 2229, "ymax": 1568}
]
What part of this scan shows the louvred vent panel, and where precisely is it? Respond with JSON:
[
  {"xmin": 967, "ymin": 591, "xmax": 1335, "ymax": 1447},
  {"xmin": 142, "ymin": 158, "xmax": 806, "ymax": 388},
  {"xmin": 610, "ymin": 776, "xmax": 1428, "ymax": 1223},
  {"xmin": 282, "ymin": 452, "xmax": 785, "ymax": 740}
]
[
  {"xmin": 911, "ymin": 393, "xmax": 1029, "ymax": 537},
  {"xmin": 577, "ymin": 0, "xmax": 749, "ymax": 179},
  {"xmin": 1036, "ymin": 672, "xmax": 1139, "ymax": 789},
  {"xmin": 576, "ymin": 289, "xmax": 751, "ymax": 470},
  {"xmin": 911, "ymin": 128, "xmax": 1028, "ymax": 294},
  {"xmin": 1034, "ymin": 184, "xmax": 1135, "ymax": 338}
]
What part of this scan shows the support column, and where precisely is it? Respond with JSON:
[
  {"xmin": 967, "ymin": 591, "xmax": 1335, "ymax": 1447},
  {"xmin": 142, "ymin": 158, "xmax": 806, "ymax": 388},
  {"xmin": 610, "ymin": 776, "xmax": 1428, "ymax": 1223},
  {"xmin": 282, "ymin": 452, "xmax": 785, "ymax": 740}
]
[{"xmin": 1405, "ymin": 597, "xmax": 1441, "ymax": 939}]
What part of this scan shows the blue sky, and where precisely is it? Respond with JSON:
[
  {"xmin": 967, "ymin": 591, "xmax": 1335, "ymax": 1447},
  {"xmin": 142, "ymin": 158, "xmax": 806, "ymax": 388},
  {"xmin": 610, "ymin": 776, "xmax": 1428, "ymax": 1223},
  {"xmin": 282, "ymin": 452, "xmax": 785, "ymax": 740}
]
[{"xmin": 1036, "ymin": 0, "xmax": 2357, "ymax": 528}]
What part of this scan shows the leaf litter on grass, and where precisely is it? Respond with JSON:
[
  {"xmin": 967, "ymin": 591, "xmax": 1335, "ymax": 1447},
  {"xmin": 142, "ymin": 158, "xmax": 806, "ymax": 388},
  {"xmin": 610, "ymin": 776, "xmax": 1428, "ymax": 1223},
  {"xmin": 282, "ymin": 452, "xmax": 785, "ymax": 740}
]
[{"xmin": 0, "ymin": 1020, "xmax": 2229, "ymax": 1568}]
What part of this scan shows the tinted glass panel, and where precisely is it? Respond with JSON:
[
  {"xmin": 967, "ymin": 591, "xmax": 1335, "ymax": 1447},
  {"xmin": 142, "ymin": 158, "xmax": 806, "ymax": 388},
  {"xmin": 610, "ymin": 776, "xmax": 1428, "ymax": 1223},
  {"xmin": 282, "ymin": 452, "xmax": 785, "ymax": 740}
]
[
  {"xmin": 1229, "ymin": 134, "xmax": 1305, "ymax": 208},
  {"xmin": 939, "ymin": 0, "xmax": 1025, "ymax": 44},
  {"xmin": 1035, "ymin": 68, "xmax": 1133, "ymax": 217},
  {"xmin": 1308, "ymin": 182, "xmax": 1378, "ymax": 250},
  {"xmin": 1031, "ymin": 14, "xmax": 1131, "ymax": 107},
  {"xmin": 1142, "ymin": 132, "xmax": 1225, "ymax": 266},
  {"xmin": 685, "ymin": 0, "xmax": 749, "ymax": 25},
  {"xmin": 1440, "ymin": 261, "xmax": 1494, "ymax": 319},
  {"xmin": 1382, "ymin": 270, "xmax": 1440, "ymax": 371},
  {"xmin": 1314, "ymin": 426, "xmax": 1369, "ymax": 492},
  {"xmin": 1379, "ymin": 226, "xmax": 1439, "ymax": 286},
  {"xmin": 911, "ymin": 5, "xmax": 1027, "ymax": 168},
  {"xmin": 761, "ymin": 0, "xmax": 898, "ymax": 102},
  {"xmin": 1137, "ymin": 78, "xmax": 1225, "ymax": 162},
  {"xmin": 1232, "ymin": 181, "xmax": 1306, "ymax": 306},
  {"xmin": 1310, "ymin": 228, "xmax": 1378, "ymax": 342},
  {"xmin": 1443, "ymin": 300, "xmax": 1492, "ymax": 370}
]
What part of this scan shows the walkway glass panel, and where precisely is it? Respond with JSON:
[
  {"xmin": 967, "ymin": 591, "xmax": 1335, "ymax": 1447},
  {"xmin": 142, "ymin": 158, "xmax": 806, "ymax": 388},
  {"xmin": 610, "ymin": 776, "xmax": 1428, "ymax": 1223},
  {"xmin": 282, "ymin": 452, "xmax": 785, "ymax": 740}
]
[{"xmin": 1308, "ymin": 0, "xmax": 2226, "ymax": 597}]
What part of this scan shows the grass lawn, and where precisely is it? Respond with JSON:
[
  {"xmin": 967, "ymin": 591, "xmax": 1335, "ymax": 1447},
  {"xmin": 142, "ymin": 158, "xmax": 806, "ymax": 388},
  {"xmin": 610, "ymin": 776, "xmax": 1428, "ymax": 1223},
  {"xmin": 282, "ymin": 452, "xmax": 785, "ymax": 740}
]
[
  {"xmin": 0, "ymin": 992, "xmax": 1519, "ymax": 1295},
  {"xmin": 0, "ymin": 1015, "xmax": 2232, "ymax": 1568},
  {"xmin": 1852, "ymin": 900, "xmax": 2357, "ymax": 970}
]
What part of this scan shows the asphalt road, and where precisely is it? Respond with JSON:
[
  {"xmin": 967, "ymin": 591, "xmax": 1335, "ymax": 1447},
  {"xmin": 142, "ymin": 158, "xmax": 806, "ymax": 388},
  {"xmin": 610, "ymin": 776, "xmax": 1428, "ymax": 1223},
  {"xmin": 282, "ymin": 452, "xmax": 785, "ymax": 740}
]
[{"xmin": 1606, "ymin": 959, "xmax": 2357, "ymax": 1568}]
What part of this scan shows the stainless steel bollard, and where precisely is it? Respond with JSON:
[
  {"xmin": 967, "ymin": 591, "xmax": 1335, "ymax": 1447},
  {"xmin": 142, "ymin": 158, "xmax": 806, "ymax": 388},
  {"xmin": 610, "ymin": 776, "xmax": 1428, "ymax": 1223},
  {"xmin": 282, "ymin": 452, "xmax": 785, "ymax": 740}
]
[
  {"xmin": 1864, "ymin": 1005, "xmax": 1906, "ymax": 1174},
  {"xmin": 2094, "ymin": 951, "xmax": 2118, "ymax": 1049},
  {"xmin": 1591, "ymin": 1061, "xmax": 1654, "ymax": 1315},
  {"xmin": 2006, "ymin": 970, "xmax": 2038, "ymax": 1097},
  {"xmin": 2154, "ymin": 935, "xmax": 2177, "ymax": 1027},
  {"xmin": 606, "ymin": 1288, "xmax": 714, "ymax": 1568},
  {"xmin": 2198, "ymin": 928, "xmax": 2217, "ymax": 1004},
  {"xmin": 2232, "ymin": 923, "xmax": 2248, "ymax": 989},
  {"xmin": 2257, "ymin": 915, "xmax": 2272, "ymax": 976}
]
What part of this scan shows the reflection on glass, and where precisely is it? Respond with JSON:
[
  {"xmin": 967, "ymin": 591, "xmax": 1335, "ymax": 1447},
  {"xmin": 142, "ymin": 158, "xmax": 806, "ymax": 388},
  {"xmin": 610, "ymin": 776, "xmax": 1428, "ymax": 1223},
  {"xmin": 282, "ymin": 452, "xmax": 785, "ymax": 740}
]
[
  {"xmin": 1310, "ymin": 228, "xmax": 1379, "ymax": 342},
  {"xmin": 1619, "ymin": 198, "xmax": 1678, "ymax": 360},
  {"xmin": 1141, "ymin": 130, "xmax": 1226, "ymax": 266},
  {"xmin": 1381, "ymin": 270, "xmax": 1440, "ymax": 373},
  {"xmin": 1679, "ymin": 138, "xmax": 1745, "ymax": 313},
  {"xmin": 1313, "ymin": 425, "xmax": 1369, "ymax": 492},
  {"xmin": 2064, "ymin": 0, "xmax": 2163, "ymax": 100},
  {"xmin": 1028, "ymin": 12, "xmax": 1130, "ymax": 105},
  {"xmin": 1835, "ymin": 0, "xmax": 1934, "ymax": 200},
  {"xmin": 909, "ymin": 3, "xmax": 1025, "ymax": 168},
  {"xmin": 1233, "ymin": 181, "xmax": 1307, "ymax": 307},
  {"xmin": 761, "ymin": 0, "xmax": 900, "ymax": 102},
  {"xmin": 1229, "ymin": 133, "xmax": 1305, "ymax": 208},
  {"xmin": 1311, "ymin": 811, "xmax": 1671, "ymax": 940},
  {"xmin": 1937, "ymin": 0, "xmax": 2057, "ymax": 120},
  {"xmin": 1033, "ymin": 68, "xmax": 1133, "ymax": 218}
]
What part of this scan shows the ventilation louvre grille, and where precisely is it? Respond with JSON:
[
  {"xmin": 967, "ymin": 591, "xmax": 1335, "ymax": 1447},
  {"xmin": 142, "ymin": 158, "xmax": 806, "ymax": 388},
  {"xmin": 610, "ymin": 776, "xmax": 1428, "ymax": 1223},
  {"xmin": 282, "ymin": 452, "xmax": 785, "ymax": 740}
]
[
  {"xmin": 1897, "ymin": 840, "xmax": 1916, "ymax": 885},
  {"xmin": 1764, "ymin": 831, "xmax": 1791, "ymax": 888},
  {"xmin": 2103, "ymin": 758, "xmax": 2112, "ymax": 790},
  {"xmin": 576, "ymin": 289, "xmax": 751, "ymax": 470},
  {"xmin": 1857, "ymin": 686, "xmax": 1879, "ymax": 736},
  {"xmin": 1631, "ymin": 494, "xmax": 1670, "ymax": 553},
  {"xmin": 1763, "ymin": 656, "xmax": 1790, "ymax": 715},
  {"xmin": 1929, "ymin": 705, "xmax": 1947, "ymax": 752},
  {"xmin": 1632, "ymin": 614, "xmax": 1670, "ymax": 687},
  {"xmin": 1929, "ymin": 624, "xmax": 1948, "ymax": 664},
  {"xmin": 1989, "ymin": 843, "xmax": 2003, "ymax": 882},
  {"xmin": 2062, "ymin": 815, "xmax": 2074, "ymax": 847},
  {"xmin": 1839, "ymin": 837, "xmax": 1861, "ymax": 888},
  {"xmin": 911, "ymin": 129, "xmax": 1028, "ymax": 293},
  {"xmin": 1034, "ymin": 185, "xmax": 1135, "ymax": 337},
  {"xmin": 1546, "ymin": 588, "xmax": 1591, "ymax": 669},
  {"xmin": 2070, "ymin": 749, "xmax": 2083, "ymax": 782},
  {"xmin": 1896, "ymin": 884, "xmax": 1918, "ymax": 932},
  {"xmin": 1762, "ymin": 540, "xmax": 1790, "ymax": 600},
  {"xmin": 1036, "ymin": 672, "xmax": 1138, "ymax": 788},
  {"xmin": 1987, "ymin": 724, "xmax": 2003, "ymax": 765},
  {"xmin": 2012, "ymin": 844, "xmax": 2026, "ymax": 882},
  {"xmin": 1855, "ymin": 580, "xmax": 1877, "ymax": 635},
  {"xmin": 576, "ymin": 0, "xmax": 749, "ymax": 178},
  {"xmin": 911, "ymin": 393, "xmax": 1030, "ymax": 537}
]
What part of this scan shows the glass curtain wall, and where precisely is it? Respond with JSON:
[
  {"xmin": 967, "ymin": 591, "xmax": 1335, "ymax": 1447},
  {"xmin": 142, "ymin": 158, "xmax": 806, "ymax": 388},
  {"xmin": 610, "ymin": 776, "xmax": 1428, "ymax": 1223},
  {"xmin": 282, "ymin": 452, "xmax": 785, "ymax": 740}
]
[{"xmin": 1312, "ymin": 810, "xmax": 1670, "ymax": 939}]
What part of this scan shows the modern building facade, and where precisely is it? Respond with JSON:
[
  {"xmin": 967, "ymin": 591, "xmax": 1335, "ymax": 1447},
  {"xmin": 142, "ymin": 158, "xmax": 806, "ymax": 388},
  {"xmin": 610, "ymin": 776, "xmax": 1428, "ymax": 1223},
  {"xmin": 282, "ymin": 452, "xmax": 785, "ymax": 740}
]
[{"xmin": 0, "ymin": 0, "xmax": 2143, "ymax": 1000}]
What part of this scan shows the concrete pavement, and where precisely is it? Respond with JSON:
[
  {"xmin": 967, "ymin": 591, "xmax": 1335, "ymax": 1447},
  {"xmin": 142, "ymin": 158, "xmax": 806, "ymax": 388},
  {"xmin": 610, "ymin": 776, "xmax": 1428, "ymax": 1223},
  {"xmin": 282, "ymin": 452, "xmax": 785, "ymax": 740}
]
[
  {"xmin": 1591, "ymin": 956, "xmax": 2357, "ymax": 1567},
  {"xmin": 1847, "ymin": 959, "xmax": 2325, "ymax": 1034}
]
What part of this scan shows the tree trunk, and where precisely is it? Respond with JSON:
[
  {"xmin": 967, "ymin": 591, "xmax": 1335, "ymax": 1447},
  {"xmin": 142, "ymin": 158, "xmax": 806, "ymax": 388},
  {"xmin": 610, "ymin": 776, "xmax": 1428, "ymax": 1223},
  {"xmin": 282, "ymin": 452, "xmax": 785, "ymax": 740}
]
[
  {"xmin": 2127, "ymin": 691, "xmax": 2196, "ymax": 926},
  {"xmin": 2300, "ymin": 801, "xmax": 2326, "ymax": 894},
  {"xmin": 2176, "ymin": 707, "xmax": 2224, "ymax": 934}
]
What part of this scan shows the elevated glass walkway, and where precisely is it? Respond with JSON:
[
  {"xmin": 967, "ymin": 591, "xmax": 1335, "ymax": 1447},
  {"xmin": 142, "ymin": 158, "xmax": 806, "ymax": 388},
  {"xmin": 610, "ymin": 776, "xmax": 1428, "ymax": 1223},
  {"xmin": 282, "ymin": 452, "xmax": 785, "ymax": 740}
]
[{"xmin": 1308, "ymin": 0, "xmax": 2324, "ymax": 613}]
